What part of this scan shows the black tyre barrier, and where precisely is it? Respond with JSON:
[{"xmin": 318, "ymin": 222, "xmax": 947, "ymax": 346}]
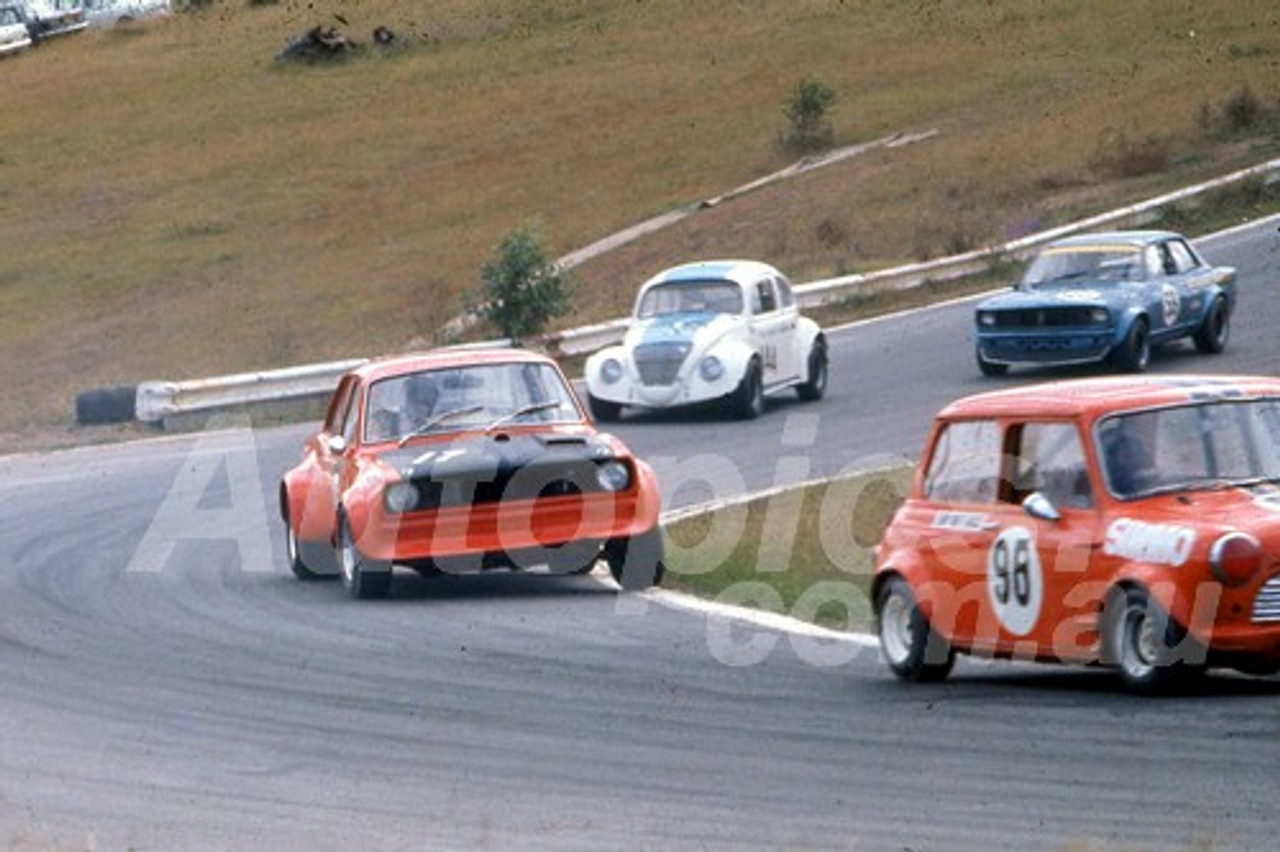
[{"xmin": 75, "ymin": 385, "xmax": 138, "ymax": 425}]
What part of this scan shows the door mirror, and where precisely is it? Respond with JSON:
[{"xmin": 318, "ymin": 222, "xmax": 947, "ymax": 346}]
[
  {"xmin": 325, "ymin": 435, "xmax": 347, "ymax": 455},
  {"xmin": 1022, "ymin": 491, "xmax": 1061, "ymax": 522}
]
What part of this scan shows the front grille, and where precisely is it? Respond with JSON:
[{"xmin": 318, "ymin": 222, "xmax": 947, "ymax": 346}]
[
  {"xmin": 1252, "ymin": 575, "xmax": 1280, "ymax": 624},
  {"xmin": 634, "ymin": 342, "xmax": 691, "ymax": 386},
  {"xmin": 988, "ymin": 307, "xmax": 1104, "ymax": 328},
  {"xmin": 397, "ymin": 460, "xmax": 611, "ymax": 513}
]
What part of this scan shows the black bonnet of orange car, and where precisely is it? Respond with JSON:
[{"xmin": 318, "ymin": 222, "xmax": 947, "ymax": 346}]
[{"xmin": 377, "ymin": 431, "xmax": 624, "ymax": 510}]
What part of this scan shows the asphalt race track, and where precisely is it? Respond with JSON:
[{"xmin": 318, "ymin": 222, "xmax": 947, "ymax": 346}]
[{"xmin": 1, "ymin": 219, "xmax": 1277, "ymax": 850}]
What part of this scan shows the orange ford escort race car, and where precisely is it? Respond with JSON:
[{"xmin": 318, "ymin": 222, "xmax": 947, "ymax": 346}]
[
  {"xmin": 873, "ymin": 375, "xmax": 1280, "ymax": 693},
  {"xmin": 280, "ymin": 349, "xmax": 665, "ymax": 598}
]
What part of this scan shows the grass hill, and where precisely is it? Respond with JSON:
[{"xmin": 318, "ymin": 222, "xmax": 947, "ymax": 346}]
[{"xmin": 1, "ymin": 0, "xmax": 1276, "ymax": 444}]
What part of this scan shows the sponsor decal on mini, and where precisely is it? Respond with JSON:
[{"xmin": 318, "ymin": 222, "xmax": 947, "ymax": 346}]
[
  {"xmin": 1103, "ymin": 518, "xmax": 1196, "ymax": 567},
  {"xmin": 931, "ymin": 511, "xmax": 991, "ymax": 531}
]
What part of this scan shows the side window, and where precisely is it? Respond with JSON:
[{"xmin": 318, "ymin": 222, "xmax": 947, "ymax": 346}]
[
  {"xmin": 1006, "ymin": 421, "xmax": 1093, "ymax": 509},
  {"xmin": 755, "ymin": 280, "xmax": 778, "ymax": 314},
  {"xmin": 324, "ymin": 377, "xmax": 357, "ymax": 434},
  {"xmin": 335, "ymin": 380, "xmax": 362, "ymax": 446},
  {"xmin": 923, "ymin": 420, "xmax": 1001, "ymax": 504},
  {"xmin": 1166, "ymin": 239, "xmax": 1198, "ymax": 273},
  {"xmin": 1156, "ymin": 243, "xmax": 1178, "ymax": 276},
  {"xmin": 1144, "ymin": 246, "xmax": 1163, "ymax": 278},
  {"xmin": 775, "ymin": 276, "xmax": 796, "ymax": 309}
]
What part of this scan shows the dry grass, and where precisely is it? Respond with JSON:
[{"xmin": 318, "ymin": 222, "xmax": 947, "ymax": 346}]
[{"xmin": 1, "ymin": 0, "xmax": 1277, "ymax": 444}]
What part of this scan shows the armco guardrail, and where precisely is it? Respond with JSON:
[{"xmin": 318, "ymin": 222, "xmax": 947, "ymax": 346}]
[
  {"xmin": 135, "ymin": 359, "xmax": 369, "ymax": 424},
  {"xmin": 130, "ymin": 157, "xmax": 1278, "ymax": 423}
]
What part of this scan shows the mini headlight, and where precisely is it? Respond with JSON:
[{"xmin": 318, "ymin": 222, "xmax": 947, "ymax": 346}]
[
  {"xmin": 384, "ymin": 482, "xmax": 421, "ymax": 514},
  {"xmin": 601, "ymin": 358, "xmax": 623, "ymax": 384},
  {"xmin": 595, "ymin": 460, "xmax": 631, "ymax": 492},
  {"xmin": 699, "ymin": 355, "xmax": 724, "ymax": 382},
  {"xmin": 1209, "ymin": 532, "xmax": 1262, "ymax": 587}
]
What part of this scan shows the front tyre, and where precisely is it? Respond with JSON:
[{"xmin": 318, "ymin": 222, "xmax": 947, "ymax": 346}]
[
  {"xmin": 605, "ymin": 529, "xmax": 665, "ymax": 591},
  {"xmin": 1111, "ymin": 319, "xmax": 1150, "ymax": 373},
  {"xmin": 337, "ymin": 515, "xmax": 391, "ymax": 600},
  {"xmin": 730, "ymin": 360, "xmax": 765, "ymax": 420},
  {"xmin": 796, "ymin": 339, "xmax": 828, "ymax": 401},
  {"xmin": 588, "ymin": 393, "xmax": 622, "ymax": 423},
  {"xmin": 876, "ymin": 577, "xmax": 954, "ymax": 682},
  {"xmin": 285, "ymin": 514, "xmax": 325, "ymax": 580},
  {"xmin": 1102, "ymin": 587, "xmax": 1205, "ymax": 695},
  {"xmin": 1192, "ymin": 296, "xmax": 1229, "ymax": 354}
]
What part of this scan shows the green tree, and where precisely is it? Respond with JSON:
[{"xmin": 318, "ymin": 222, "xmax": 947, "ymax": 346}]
[
  {"xmin": 783, "ymin": 75, "xmax": 837, "ymax": 154},
  {"xmin": 471, "ymin": 224, "xmax": 572, "ymax": 343}
]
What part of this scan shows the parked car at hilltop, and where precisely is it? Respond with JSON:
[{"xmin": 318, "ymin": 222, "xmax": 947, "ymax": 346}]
[
  {"xmin": 873, "ymin": 374, "xmax": 1280, "ymax": 694},
  {"xmin": 280, "ymin": 349, "xmax": 666, "ymax": 599},
  {"xmin": 19, "ymin": 0, "xmax": 87, "ymax": 40},
  {"xmin": 585, "ymin": 259, "xmax": 827, "ymax": 421},
  {"xmin": 974, "ymin": 230, "xmax": 1236, "ymax": 376},
  {"xmin": 82, "ymin": 0, "xmax": 169, "ymax": 27},
  {"xmin": 0, "ymin": 4, "xmax": 33, "ymax": 55}
]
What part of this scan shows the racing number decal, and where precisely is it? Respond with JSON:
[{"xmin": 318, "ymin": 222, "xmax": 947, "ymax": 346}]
[
  {"xmin": 1160, "ymin": 284, "xmax": 1180, "ymax": 327},
  {"xmin": 986, "ymin": 526, "xmax": 1043, "ymax": 636}
]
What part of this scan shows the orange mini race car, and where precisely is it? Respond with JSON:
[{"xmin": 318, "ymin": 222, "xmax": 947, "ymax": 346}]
[
  {"xmin": 279, "ymin": 349, "xmax": 665, "ymax": 598},
  {"xmin": 873, "ymin": 375, "xmax": 1280, "ymax": 693}
]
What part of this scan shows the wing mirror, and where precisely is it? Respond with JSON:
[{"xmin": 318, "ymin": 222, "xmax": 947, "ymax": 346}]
[
  {"xmin": 1022, "ymin": 491, "xmax": 1061, "ymax": 522},
  {"xmin": 325, "ymin": 435, "xmax": 348, "ymax": 455}
]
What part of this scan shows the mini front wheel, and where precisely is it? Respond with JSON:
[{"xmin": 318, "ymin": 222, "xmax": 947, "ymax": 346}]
[{"xmin": 1101, "ymin": 587, "xmax": 1205, "ymax": 694}]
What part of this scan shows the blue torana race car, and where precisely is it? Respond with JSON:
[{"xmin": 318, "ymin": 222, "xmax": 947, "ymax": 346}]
[{"xmin": 974, "ymin": 230, "xmax": 1236, "ymax": 376}]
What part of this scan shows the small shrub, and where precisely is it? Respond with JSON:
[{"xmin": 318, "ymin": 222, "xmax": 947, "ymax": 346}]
[
  {"xmin": 782, "ymin": 75, "xmax": 837, "ymax": 154},
  {"xmin": 1223, "ymin": 84, "xmax": 1263, "ymax": 131},
  {"xmin": 1089, "ymin": 128, "xmax": 1170, "ymax": 178},
  {"xmin": 468, "ymin": 224, "xmax": 573, "ymax": 343},
  {"xmin": 815, "ymin": 217, "xmax": 848, "ymax": 249}
]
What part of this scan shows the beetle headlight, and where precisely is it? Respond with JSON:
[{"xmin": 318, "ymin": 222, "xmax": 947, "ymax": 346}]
[
  {"xmin": 699, "ymin": 355, "xmax": 724, "ymax": 382},
  {"xmin": 601, "ymin": 358, "xmax": 623, "ymax": 384},
  {"xmin": 595, "ymin": 460, "xmax": 631, "ymax": 492},
  {"xmin": 384, "ymin": 482, "xmax": 421, "ymax": 514},
  {"xmin": 1209, "ymin": 532, "xmax": 1262, "ymax": 587}
]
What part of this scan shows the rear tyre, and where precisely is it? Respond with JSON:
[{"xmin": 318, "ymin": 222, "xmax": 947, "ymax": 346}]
[
  {"xmin": 605, "ymin": 529, "xmax": 665, "ymax": 591},
  {"xmin": 337, "ymin": 515, "xmax": 391, "ymax": 600},
  {"xmin": 1102, "ymin": 587, "xmax": 1205, "ymax": 695},
  {"xmin": 796, "ymin": 340, "xmax": 828, "ymax": 401},
  {"xmin": 588, "ymin": 393, "xmax": 622, "ymax": 423},
  {"xmin": 1192, "ymin": 296, "xmax": 1229, "ymax": 354},
  {"xmin": 976, "ymin": 347, "xmax": 1008, "ymax": 377},
  {"xmin": 730, "ymin": 361, "xmax": 765, "ymax": 420},
  {"xmin": 1111, "ymin": 319, "xmax": 1150, "ymax": 373},
  {"xmin": 876, "ymin": 577, "xmax": 954, "ymax": 682}
]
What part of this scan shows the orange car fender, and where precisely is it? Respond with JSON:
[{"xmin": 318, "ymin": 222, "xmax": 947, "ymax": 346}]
[
  {"xmin": 629, "ymin": 456, "xmax": 663, "ymax": 532},
  {"xmin": 339, "ymin": 458, "xmax": 398, "ymax": 545},
  {"xmin": 281, "ymin": 459, "xmax": 334, "ymax": 544},
  {"xmin": 1103, "ymin": 562, "xmax": 1218, "ymax": 634}
]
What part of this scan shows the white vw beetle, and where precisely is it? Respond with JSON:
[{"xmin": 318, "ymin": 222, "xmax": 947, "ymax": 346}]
[{"xmin": 585, "ymin": 260, "xmax": 826, "ymax": 421}]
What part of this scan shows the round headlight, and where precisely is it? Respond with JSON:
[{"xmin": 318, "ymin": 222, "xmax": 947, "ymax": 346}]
[
  {"xmin": 1089, "ymin": 307, "xmax": 1110, "ymax": 324},
  {"xmin": 595, "ymin": 460, "xmax": 631, "ymax": 492},
  {"xmin": 601, "ymin": 358, "xmax": 623, "ymax": 384},
  {"xmin": 384, "ymin": 482, "xmax": 421, "ymax": 514},
  {"xmin": 978, "ymin": 312, "xmax": 997, "ymax": 327},
  {"xmin": 1210, "ymin": 532, "xmax": 1262, "ymax": 587},
  {"xmin": 699, "ymin": 355, "xmax": 724, "ymax": 382}
]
